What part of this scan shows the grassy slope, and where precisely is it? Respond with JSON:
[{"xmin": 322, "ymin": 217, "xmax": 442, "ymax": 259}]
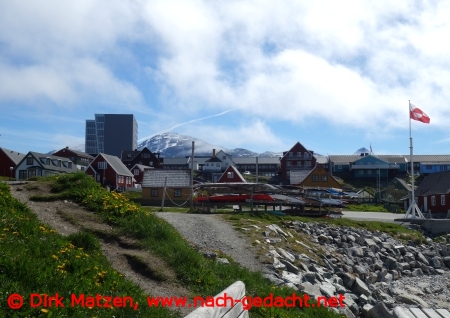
[{"xmin": 1, "ymin": 174, "xmax": 340, "ymax": 318}]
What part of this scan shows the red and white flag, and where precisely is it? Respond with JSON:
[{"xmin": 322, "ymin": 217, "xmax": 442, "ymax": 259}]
[{"xmin": 409, "ymin": 103, "xmax": 430, "ymax": 124}]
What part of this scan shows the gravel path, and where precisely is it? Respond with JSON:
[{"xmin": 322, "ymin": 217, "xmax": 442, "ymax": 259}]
[{"xmin": 155, "ymin": 212, "xmax": 266, "ymax": 273}]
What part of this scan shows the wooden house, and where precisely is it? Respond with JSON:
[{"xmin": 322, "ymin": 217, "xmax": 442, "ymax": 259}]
[
  {"xmin": 203, "ymin": 149, "xmax": 235, "ymax": 172},
  {"xmin": 290, "ymin": 164, "xmax": 342, "ymax": 189},
  {"xmin": 141, "ymin": 170, "xmax": 191, "ymax": 206},
  {"xmin": 415, "ymin": 170, "xmax": 450, "ymax": 215},
  {"xmin": 130, "ymin": 164, "xmax": 153, "ymax": 185},
  {"xmin": 280, "ymin": 142, "xmax": 317, "ymax": 181},
  {"xmin": 52, "ymin": 147, "xmax": 94, "ymax": 171},
  {"xmin": 15, "ymin": 151, "xmax": 77, "ymax": 180},
  {"xmin": 0, "ymin": 147, "xmax": 25, "ymax": 179},
  {"xmin": 85, "ymin": 153, "xmax": 135, "ymax": 191},
  {"xmin": 217, "ymin": 165, "xmax": 246, "ymax": 183},
  {"xmin": 121, "ymin": 147, "xmax": 163, "ymax": 169}
]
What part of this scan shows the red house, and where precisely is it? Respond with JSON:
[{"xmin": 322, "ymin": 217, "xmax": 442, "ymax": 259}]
[
  {"xmin": 86, "ymin": 153, "xmax": 135, "ymax": 191},
  {"xmin": 53, "ymin": 147, "xmax": 94, "ymax": 172},
  {"xmin": 415, "ymin": 170, "xmax": 450, "ymax": 215},
  {"xmin": 130, "ymin": 164, "xmax": 153, "ymax": 185},
  {"xmin": 0, "ymin": 147, "xmax": 25, "ymax": 179},
  {"xmin": 217, "ymin": 165, "xmax": 247, "ymax": 183},
  {"xmin": 280, "ymin": 142, "xmax": 317, "ymax": 182}
]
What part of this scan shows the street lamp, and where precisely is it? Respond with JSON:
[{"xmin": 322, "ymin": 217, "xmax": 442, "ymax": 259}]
[{"xmin": 9, "ymin": 167, "xmax": 13, "ymax": 180}]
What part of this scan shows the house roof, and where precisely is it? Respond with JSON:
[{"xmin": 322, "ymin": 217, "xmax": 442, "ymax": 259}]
[
  {"xmin": 390, "ymin": 177, "xmax": 412, "ymax": 192},
  {"xmin": 130, "ymin": 164, "xmax": 153, "ymax": 172},
  {"xmin": 26, "ymin": 152, "xmax": 78, "ymax": 173},
  {"xmin": 142, "ymin": 169, "xmax": 191, "ymax": 187},
  {"xmin": 97, "ymin": 153, "xmax": 134, "ymax": 177},
  {"xmin": 163, "ymin": 158, "xmax": 189, "ymax": 165},
  {"xmin": 405, "ymin": 155, "xmax": 450, "ymax": 163},
  {"xmin": 55, "ymin": 147, "xmax": 94, "ymax": 160},
  {"xmin": 218, "ymin": 165, "xmax": 247, "ymax": 183},
  {"xmin": 1, "ymin": 147, "xmax": 26, "ymax": 165},
  {"xmin": 329, "ymin": 155, "xmax": 407, "ymax": 165},
  {"xmin": 233, "ymin": 157, "xmax": 281, "ymax": 164},
  {"xmin": 415, "ymin": 170, "xmax": 450, "ymax": 196},
  {"xmin": 205, "ymin": 157, "xmax": 222, "ymax": 163},
  {"xmin": 289, "ymin": 170, "xmax": 311, "ymax": 185},
  {"xmin": 281, "ymin": 142, "xmax": 314, "ymax": 160},
  {"xmin": 121, "ymin": 150, "xmax": 140, "ymax": 161}
]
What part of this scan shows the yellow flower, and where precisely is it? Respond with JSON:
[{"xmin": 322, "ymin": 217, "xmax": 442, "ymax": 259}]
[
  {"xmin": 52, "ymin": 255, "xmax": 58, "ymax": 260},
  {"xmin": 41, "ymin": 308, "xmax": 49, "ymax": 313},
  {"xmin": 12, "ymin": 231, "xmax": 19, "ymax": 235}
]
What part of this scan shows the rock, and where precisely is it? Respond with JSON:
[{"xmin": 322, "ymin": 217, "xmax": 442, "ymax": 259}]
[
  {"xmin": 319, "ymin": 282, "xmax": 336, "ymax": 298},
  {"xmin": 298, "ymin": 282, "xmax": 321, "ymax": 299},
  {"xmin": 343, "ymin": 293, "xmax": 360, "ymax": 316},
  {"xmin": 216, "ymin": 258, "xmax": 230, "ymax": 264},
  {"xmin": 430, "ymin": 256, "xmax": 442, "ymax": 268},
  {"xmin": 368, "ymin": 302, "xmax": 394, "ymax": 318},
  {"xmin": 416, "ymin": 252, "xmax": 429, "ymax": 265},
  {"xmin": 277, "ymin": 247, "xmax": 296, "ymax": 263},
  {"xmin": 393, "ymin": 307, "xmax": 416, "ymax": 318},
  {"xmin": 279, "ymin": 259, "xmax": 299, "ymax": 274},
  {"xmin": 362, "ymin": 304, "xmax": 374, "ymax": 317},
  {"xmin": 353, "ymin": 277, "xmax": 371, "ymax": 296},
  {"xmin": 411, "ymin": 268, "xmax": 423, "ymax": 277},
  {"xmin": 341, "ymin": 272, "xmax": 356, "ymax": 289},
  {"xmin": 262, "ymin": 274, "xmax": 285, "ymax": 285},
  {"xmin": 396, "ymin": 294, "xmax": 429, "ymax": 308},
  {"xmin": 273, "ymin": 257, "xmax": 286, "ymax": 269},
  {"xmin": 281, "ymin": 271, "xmax": 302, "ymax": 285},
  {"xmin": 339, "ymin": 306, "xmax": 356, "ymax": 318}
]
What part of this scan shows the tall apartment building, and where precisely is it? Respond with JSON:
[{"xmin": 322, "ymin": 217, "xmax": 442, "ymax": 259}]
[{"xmin": 85, "ymin": 114, "xmax": 138, "ymax": 157}]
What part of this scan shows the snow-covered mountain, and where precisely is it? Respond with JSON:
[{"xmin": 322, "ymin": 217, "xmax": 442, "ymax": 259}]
[
  {"xmin": 47, "ymin": 133, "xmax": 282, "ymax": 157},
  {"xmin": 137, "ymin": 133, "xmax": 282, "ymax": 158}
]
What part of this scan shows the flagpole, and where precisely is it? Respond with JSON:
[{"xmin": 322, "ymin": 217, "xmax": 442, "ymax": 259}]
[{"xmin": 405, "ymin": 100, "xmax": 424, "ymax": 219}]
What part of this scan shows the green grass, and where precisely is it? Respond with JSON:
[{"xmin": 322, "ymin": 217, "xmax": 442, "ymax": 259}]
[
  {"xmin": 2, "ymin": 174, "xmax": 340, "ymax": 318},
  {"xmin": 0, "ymin": 181, "xmax": 176, "ymax": 318},
  {"xmin": 344, "ymin": 204, "xmax": 388, "ymax": 212}
]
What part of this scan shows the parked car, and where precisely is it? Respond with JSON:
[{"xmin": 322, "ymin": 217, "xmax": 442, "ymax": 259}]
[{"xmin": 243, "ymin": 171, "xmax": 251, "ymax": 175}]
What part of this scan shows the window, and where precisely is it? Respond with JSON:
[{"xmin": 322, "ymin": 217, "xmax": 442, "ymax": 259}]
[
  {"xmin": 149, "ymin": 161, "xmax": 153, "ymax": 166},
  {"xmin": 426, "ymin": 165, "xmax": 432, "ymax": 169},
  {"xmin": 174, "ymin": 189, "xmax": 182, "ymax": 197},
  {"xmin": 441, "ymin": 195, "xmax": 445, "ymax": 206},
  {"xmin": 367, "ymin": 170, "xmax": 372, "ymax": 175},
  {"xmin": 19, "ymin": 170, "xmax": 27, "ymax": 180},
  {"xmin": 126, "ymin": 177, "xmax": 131, "ymax": 184},
  {"xmin": 297, "ymin": 152, "xmax": 302, "ymax": 157},
  {"xmin": 312, "ymin": 175, "xmax": 319, "ymax": 182},
  {"xmin": 227, "ymin": 172, "xmax": 234, "ymax": 178},
  {"xmin": 305, "ymin": 161, "xmax": 311, "ymax": 168},
  {"xmin": 118, "ymin": 175, "xmax": 124, "ymax": 183},
  {"xmin": 216, "ymin": 163, "xmax": 220, "ymax": 167},
  {"xmin": 151, "ymin": 189, "xmax": 159, "ymax": 197},
  {"xmin": 431, "ymin": 196, "xmax": 436, "ymax": 206},
  {"xmin": 287, "ymin": 161, "xmax": 291, "ymax": 166},
  {"xmin": 134, "ymin": 169, "xmax": 140, "ymax": 175},
  {"xmin": 359, "ymin": 170, "xmax": 364, "ymax": 175},
  {"xmin": 297, "ymin": 162, "xmax": 302, "ymax": 167},
  {"xmin": 223, "ymin": 156, "xmax": 226, "ymax": 160},
  {"xmin": 98, "ymin": 162, "xmax": 107, "ymax": 169},
  {"xmin": 321, "ymin": 175, "xmax": 328, "ymax": 182},
  {"xmin": 440, "ymin": 165, "xmax": 448, "ymax": 171},
  {"xmin": 27, "ymin": 157, "xmax": 33, "ymax": 165},
  {"xmin": 142, "ymin": 153, "xmax": 150, "ymax": 158}
]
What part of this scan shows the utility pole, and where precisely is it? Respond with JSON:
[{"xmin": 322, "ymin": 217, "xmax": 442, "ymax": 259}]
[{"xmin": 190, "ymin": 141, "xmax": 195, "ymax": 212}]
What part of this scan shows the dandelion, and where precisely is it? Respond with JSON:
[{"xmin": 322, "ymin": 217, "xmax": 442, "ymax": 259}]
[
  {"xmin": 41, "ymin": 308, "xmax": 49, "ymax": 313},
  {"xmin": 12, "ymin": 231, "xmax": 19, "ymax": 235},
  {"xmin": 52, "ymin": 255, "xmax": 58, "ymax": 260}
]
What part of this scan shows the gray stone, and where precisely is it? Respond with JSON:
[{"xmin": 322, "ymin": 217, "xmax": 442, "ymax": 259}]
[
  {"xmin": 279, "ymin": 259, "xmax": 299, "ymax": 274},
  {"xmin": 216, "ymin": 257, "xmax": 230, "ymax": 264},
  {"xmin": 411, "ymin": 268, "xmax": 424, "ymax": 277},
  {"xmin": 430, "ymin": 256, "xmax": 442, "ymax": 268},
  {"xmin": 416, "ymin": 252, "xmax": 429, "ymax": 265},
  {"xmin": 281, "ymin": 271, "xmax": 302, "ymax": 285},
  {"xmin": 368, "ymin": 302, "xmax": 394, "ymax": 318},
  {"xmin": 339, "ymin": 306, "xmax": 356, "ymax": 318},
  {"xmin": 298, "ymin": 282, "xmax": 321, "ymax": 299},
  {"xmin": 395, "ymin": 294, "xmax": 429, "ymax": 308},
  {"xmin": 277, "ymin": 247, "xmax": 296, "ymax": 263},
  {"xmin": 358, "ymin": 294, "xmax": 368, "ymax": 304},
  {"xmin": 343, "ymin": 293, "xmax": 360, "ymax": 316},
  {"xmin": 393, "ymin": 307, "xmax": 416, "ymax": 318},
  {"xmin": 362, "ymin": 304, "xmax": 374, "ymax": 317},
  {"xmin": 319, "ymin": 282, "xmax": 336, "ymax": 298},
  {"xmin": 342, "ymin": 272, "xmax": 356, "ymax": 289},
  {"xmin": 353, "ymin": 277, "xmax": 370, "ymax": 296},
  {"xmin": 262, "ymin": 274, "xmax": 284, "ymax": 285},
  {"xmin": 273, "ymin": 257, "xmax": 286, "ymax": 269}
]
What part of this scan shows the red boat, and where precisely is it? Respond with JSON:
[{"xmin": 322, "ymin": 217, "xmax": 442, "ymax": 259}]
[{"xmin": 195, "ymin": 194, "xmax": 275, "ymax": 203}]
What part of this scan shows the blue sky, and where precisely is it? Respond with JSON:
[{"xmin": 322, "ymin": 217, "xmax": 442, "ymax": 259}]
[{"xmin": 1, "ymin": 1, "xmax": 449, "ymax": 156}]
